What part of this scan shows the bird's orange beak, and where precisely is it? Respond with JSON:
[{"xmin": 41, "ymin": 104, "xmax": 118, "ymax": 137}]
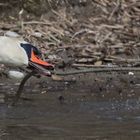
[{"xmin": 30, "ymin": 50, "xmax": 54, "ymax": 70}]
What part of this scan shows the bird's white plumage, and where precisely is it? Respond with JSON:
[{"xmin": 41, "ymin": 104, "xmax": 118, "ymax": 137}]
[
  {"xmin": 8, "ymin": 70, "xmax": 25, "ymax": 80},
  {"xmin": 0, "ymin": 36, "xmax": 28, "ymax": 67}
]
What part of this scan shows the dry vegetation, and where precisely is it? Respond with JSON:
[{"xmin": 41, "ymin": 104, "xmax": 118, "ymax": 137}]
[{"xmin": 0, "ymin": 0, "xmax": 140, "ymax": 68}]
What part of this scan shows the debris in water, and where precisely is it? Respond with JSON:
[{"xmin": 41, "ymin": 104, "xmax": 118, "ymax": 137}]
[
  {"xmin": 58, "ymin": 95, "xmax": 65, "ymax": 104},
  {"xmin": 128, "ymin": 72, "xmax": 134, "ymax": 76}
]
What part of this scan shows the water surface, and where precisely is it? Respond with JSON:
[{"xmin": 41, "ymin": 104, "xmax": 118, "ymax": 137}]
[{"xmin": 0, "ymin": 73, "xmax": 140, "ymax": 140}]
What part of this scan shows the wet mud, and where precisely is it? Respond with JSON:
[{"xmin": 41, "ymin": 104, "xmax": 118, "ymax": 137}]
[{"xmin": 0, "ymin": 72, "xmax": 140, "ymax": 140}]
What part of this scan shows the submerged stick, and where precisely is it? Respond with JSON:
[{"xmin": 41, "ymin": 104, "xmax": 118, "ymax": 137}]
[{"xmin": 12, "ymin": 71, "xmax": 35, "ymax": 106}]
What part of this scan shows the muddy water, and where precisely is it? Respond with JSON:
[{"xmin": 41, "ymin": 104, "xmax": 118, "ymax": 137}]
[{"xmin": 0, "ymin": 73, "xmax": 140, "ymax": 140}]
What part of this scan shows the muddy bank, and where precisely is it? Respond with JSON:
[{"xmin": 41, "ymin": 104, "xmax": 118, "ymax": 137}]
[{"xmin": 0, "ymin": 71, "xmax": 140, "ymax": 105}]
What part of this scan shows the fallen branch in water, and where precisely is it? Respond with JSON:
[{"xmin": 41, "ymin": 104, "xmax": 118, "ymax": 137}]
[{"xmin": 54, "ymin": 67, "xmax": 140, "ymax": 76}]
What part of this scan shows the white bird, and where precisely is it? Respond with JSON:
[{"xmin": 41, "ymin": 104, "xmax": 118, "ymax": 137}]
[{"xmin": 0, "ymin": 36, "xmax": 54, "ymax": 105}]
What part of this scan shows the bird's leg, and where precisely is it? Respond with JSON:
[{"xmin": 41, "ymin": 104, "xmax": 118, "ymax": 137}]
[{"xmin": 11, "ymin": 71, "xmax": 36, "ymax": 106}]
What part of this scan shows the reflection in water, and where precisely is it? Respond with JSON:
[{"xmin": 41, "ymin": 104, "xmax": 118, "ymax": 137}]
[{"xmin": 0, "ymin": 74, "xmax": 140, "ymax": 140}]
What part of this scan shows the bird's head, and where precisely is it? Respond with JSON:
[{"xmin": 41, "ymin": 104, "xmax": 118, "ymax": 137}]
[{"xmin": 20, "ymin": 43, "xmax": 54, "ymax": 77}]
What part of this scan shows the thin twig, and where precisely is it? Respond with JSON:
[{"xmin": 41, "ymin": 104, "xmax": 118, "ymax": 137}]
[
  {"xmin": 72, "ymin": 64, "xmax": 118, "ymax": 68},
  {"xmin": 23, "ymin": 21, "xmax": 51, "ymax": 26},
  {"xmin": 108, "ymin": 0, "xmax": 121, "ymax": 20}
]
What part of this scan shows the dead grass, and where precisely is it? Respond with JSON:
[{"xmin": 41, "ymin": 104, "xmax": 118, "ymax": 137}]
[{"xmin": 0, "ymin": 0, "xmax": 140, "ymax": 67}]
